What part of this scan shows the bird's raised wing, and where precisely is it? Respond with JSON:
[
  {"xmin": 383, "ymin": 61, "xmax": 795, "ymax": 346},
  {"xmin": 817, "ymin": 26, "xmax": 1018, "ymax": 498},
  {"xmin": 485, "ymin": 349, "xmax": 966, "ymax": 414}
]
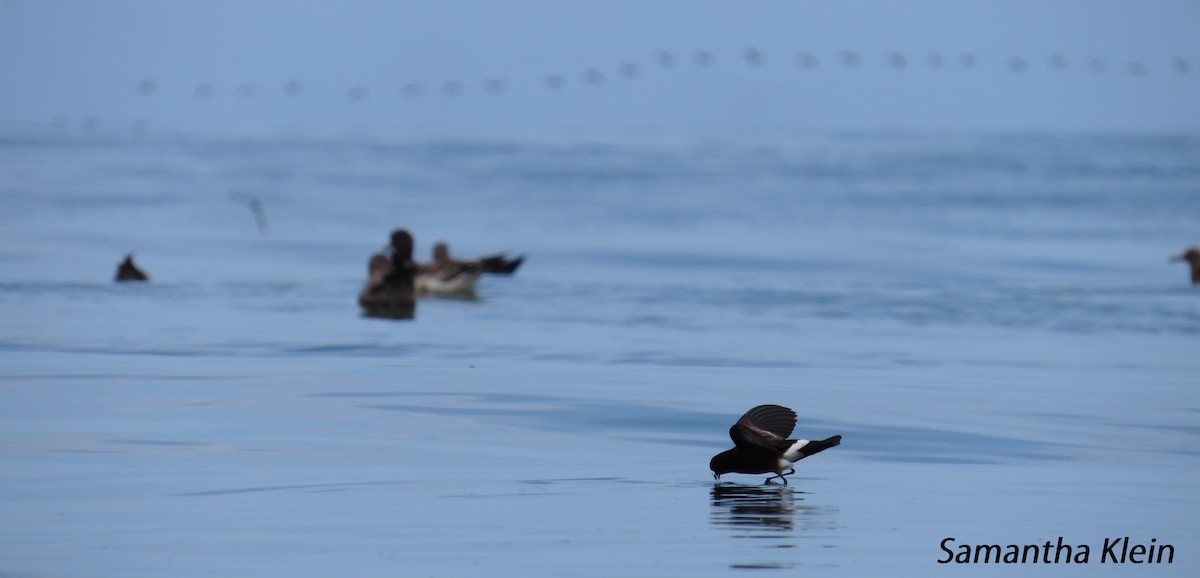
[
  {"xmin": 735, "ymin": 404, "xmax": 797, "ymax": 441},
  {"xmin": 728, "ymin": 424, "xmax": 780, "ymax": 454}
]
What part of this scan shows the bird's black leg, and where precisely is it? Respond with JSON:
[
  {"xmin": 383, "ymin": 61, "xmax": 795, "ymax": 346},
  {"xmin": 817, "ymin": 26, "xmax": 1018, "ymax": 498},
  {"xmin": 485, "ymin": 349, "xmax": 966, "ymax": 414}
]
[{"xmin": 765, "ymin": 468, "xmax": 797, "ymax": 485}]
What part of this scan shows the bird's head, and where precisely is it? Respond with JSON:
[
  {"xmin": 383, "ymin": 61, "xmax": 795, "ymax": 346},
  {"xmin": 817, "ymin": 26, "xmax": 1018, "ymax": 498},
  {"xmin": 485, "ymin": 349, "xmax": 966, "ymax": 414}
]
[{"xmin": 709, "ymin": 450, "xmax": 735, "ymax": 480}]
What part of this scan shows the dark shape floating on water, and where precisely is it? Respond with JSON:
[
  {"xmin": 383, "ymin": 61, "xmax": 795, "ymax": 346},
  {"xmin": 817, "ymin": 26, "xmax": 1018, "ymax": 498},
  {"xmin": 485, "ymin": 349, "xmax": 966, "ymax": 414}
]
[
  {"xmin": 115, "ymin": 252, "xmax": 149, "ymax": 282},
  {"xmin": 416, "ymin": 241, "xmax": 525, "ymax": 298},
  {"xmin": 358, "ymin": 229, "xmax": 417, "ymax": 320},
  {"xmin": 1171, "ymin": 246, "xmax": 1200, "ymax": 285},
  {"xmin": 710, "ymin": 404, "xmax": 842, "ymax": 485}
]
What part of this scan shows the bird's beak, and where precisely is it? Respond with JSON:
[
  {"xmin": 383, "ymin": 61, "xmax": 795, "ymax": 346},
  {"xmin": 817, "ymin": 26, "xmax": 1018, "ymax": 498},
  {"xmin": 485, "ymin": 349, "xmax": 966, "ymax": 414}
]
[{"xmin": 713, "ymin": 472, "xmax": 720, "ymax": 481}]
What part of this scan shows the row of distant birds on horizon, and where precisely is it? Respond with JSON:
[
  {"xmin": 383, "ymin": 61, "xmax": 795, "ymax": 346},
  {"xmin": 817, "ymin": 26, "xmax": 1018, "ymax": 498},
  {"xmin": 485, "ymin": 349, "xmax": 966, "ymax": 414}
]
[{"xmin": 132, "ymin": 48, "xmax": 1195, "ymax": 101}]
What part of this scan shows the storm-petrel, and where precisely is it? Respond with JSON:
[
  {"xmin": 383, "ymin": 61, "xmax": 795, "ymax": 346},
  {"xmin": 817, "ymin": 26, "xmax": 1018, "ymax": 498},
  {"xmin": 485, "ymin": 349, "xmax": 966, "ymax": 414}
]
[{"xmin": 710, "ymin": 404, "xmax": 841, "ymax": 485}]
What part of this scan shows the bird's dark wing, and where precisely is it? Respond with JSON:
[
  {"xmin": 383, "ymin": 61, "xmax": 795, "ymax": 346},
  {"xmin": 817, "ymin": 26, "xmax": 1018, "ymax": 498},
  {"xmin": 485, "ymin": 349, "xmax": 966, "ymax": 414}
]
[
  {"xmin": 736, "ymin": 404, "xmax": 797, "ymax": 440},
  {"xmin": 729, "ymin": 424, "xmax": 781, "ymax": 454}
]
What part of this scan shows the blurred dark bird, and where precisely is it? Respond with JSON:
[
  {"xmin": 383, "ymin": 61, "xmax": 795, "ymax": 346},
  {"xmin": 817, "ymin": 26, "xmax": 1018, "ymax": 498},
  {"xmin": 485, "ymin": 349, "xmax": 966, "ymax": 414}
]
[
  {"xmin": 412, "ymin": 241, "xmax": 524, "ymax": 297},
  {"xmin": 1008, "ymin": 57, "xmax": 1028, "ymax": 72},
  {"xmin": 743, "ymin": 46, "xmax": 764, "ymax": 66},
  {"xmin": 619, "ymin": 62, "xmax": 639, "ymax": 79},
  {"xmin": 115, "ymin": 252, "xmax": 149, "ymax": 282},
  {"xmin": 284, "ymin": 79, "xmax": 304, "ymax": 95},
  {"xmin": 442, "ymin": 81, "xmax": 463, "ymax": 96},
  {"xmin": 583, "ymin": 69, "xmax": 605, "ymax": 85},
  {"xmin": 710, "ymin": 405, "xmax": 842, "ymax": 485},
  {"xmin": 840, "ymin": 50, "xmax": 861, "ymax": 67},
  {"xmin": 347, "ymin": 85, "xmax": 369, "ymax": 100},
  {"xmin": 888, "ymin": 52, "xmax": 907, "ymax": 68},
  {"xmin": 1127, "ymin": 61, "xmax": 1147, "ymax": 76},
  {"xmin": 194, "ymin": 83, "xmax": 213, "ymax": 99},
  {"xmin": 692, "ymin": 50, "xmax": 714, "ymax": 67},
  {"xmin": 656, "ymin": 51, "xmax": 675, "ymax": 68},
  {"xmin": 138, "ymin": 77, "xmax": 157, "ymax": 96},
  {"xmin": 960, "ymin": 53, "xmax": 977, "ymax": 68},
  {"xmin": 1089, "ymin": 57, "xmax": 1108, "ymax": 73},
  {"xmin": 484, "ymin": 78, "xmax": 506, "ymax": 95},
  {"xmin": 1174, "ymin": 57, "xmax": 1190, "ymax": 74},
  {"xmin": 229, "ymin": 190, "xmax": 269, "ymax": 233},
  {"xmin": 544, "ymin": 74, "xmax": 565, "ymax": 89},
  {"xmin": 1050, "ymin": 54, "xmax": 1069, "ymax": 69},
  {"xmin": 796, "ymin": 52, "xmax": 818, "ymax": 69},
  {"xmin": 359, "ymin": 229, "xmax": 417, "ymax": 319},
  {"xmin": 235, "ymin": 84, "xmax": 257, "ymax": 98},
  {"xmin": 1171, "ymin": 246, "xmax": 1200, "ymax": 284},
  {"xmin": 403, "ymin": 82, "xmax": 423, "ymax": 98},
  {"xmin": 926, "ymin": 52, "xmax": 943, "ymax": 69}
]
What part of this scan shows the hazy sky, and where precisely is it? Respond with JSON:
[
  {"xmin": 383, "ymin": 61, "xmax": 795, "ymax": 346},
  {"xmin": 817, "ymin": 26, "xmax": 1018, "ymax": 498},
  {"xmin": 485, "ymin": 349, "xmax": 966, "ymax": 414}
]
[{"xmin": 2, "ymin": 0, "xmax": 1198, "ymax": 136}]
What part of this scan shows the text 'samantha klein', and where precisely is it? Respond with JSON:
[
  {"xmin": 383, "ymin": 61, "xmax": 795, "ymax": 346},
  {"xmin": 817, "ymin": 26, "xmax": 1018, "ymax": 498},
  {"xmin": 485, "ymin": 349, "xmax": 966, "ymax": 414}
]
[{"xmin": 938, "ymin": 537, "xmax": 1174, "ymax": 565}]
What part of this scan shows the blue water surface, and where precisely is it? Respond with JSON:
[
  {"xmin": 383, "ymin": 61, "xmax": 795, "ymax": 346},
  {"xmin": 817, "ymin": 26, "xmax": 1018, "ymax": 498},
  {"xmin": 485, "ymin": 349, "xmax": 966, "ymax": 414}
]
[{"xmin": 1, "ymin": 128, "xmax": 1198, "ymax": 577}]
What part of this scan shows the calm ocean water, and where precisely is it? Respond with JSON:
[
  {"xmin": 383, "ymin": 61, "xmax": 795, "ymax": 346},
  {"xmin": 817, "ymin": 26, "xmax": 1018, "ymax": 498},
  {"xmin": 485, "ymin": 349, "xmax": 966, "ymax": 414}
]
[{"xmin": 1, "ymin": 128, "xmax": 1198, "ymax": 576}]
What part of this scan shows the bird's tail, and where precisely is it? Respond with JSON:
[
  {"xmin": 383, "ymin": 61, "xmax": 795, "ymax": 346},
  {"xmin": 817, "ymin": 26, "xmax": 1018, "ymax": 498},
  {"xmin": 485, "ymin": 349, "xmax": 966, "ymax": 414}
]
[{"xmin": 799, "ymin": 435, "xmax": 842, "ymax": 459}]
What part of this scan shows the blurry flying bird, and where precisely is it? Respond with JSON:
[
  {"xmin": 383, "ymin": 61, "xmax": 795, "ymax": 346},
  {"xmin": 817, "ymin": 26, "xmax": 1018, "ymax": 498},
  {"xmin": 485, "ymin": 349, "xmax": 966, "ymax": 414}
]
[{"xmin": 229, "ymin": 190, "xmax": 269, "ymax": 233}]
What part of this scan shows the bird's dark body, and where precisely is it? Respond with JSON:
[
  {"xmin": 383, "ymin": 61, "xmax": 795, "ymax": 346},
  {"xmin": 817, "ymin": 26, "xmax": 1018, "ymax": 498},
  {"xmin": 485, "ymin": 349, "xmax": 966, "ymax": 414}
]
[{"xmin": 709, "ymin": 404, "xmax": 841, "ymax": 485}]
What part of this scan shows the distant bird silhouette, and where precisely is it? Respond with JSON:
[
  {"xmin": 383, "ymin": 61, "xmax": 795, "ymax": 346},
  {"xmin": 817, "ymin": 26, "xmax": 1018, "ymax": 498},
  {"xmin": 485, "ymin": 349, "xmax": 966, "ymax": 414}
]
[
  {"xmin": 960, "ymin": 53, "xmax": 977, "ymax": 68},
  {"xmin": 1008, "ymin": 57, "xmax": 1028, "ymax": 72},
  {"xmin": 1050, "ymin": 54, "xmax": 1069, "ymax": 69},
  {"xmin": 284, "ymin": 80, "xmax": 304, "ymax": 96},
  {"xmin": 138, "ymin": 77, "xmax": 156, "ymax": 96},
  {"xmin": 194, "ymin": 83, "xmax": 214, "ymax": 99},
  {"xmin": 619, "ymin": 62, "xmax": 639, "ymax": 78},
  {"xmin": 796, "ymin": 52, "xmax": 818, "ymax": 69},
  {"xmin": 710, "ymin": 405, "xmax": 842, "ymax": 485},
  {"xmin": 743, "ymin": 46, "xmax": 764, "ymax": 66},
  {"xmin": 115, "ymin": 252, "xmax": 149, "ymax": 282},
  {"xmin": 484, "ymin": 78, "xmax": 506, "ymax": 94},
  {"xmin": 583, "ymin": 69, "xmax": 605, "ymax": 85},
  {"xmin": 840, "ymin": 50, "xmax": 861, "ymax": 67},
  {"xmin": 228, "ymin": 191, "xmax": 268, "ymax": 233},
  {"xmin": 1174, "ymin": 57, "xmax": 1190, "ymax": 74},
  {"xmin": 1127, "ymin": 61, "xmax": 1147, "ymax": 76},
  {"xmin": 235, "ymin": 84, "xmax": 257, "ymax": 98},
  {"xmin": 692, "ymin": 50, "xmax": 714, "ymax": 67},
  {"xmin": 442, "ymin": 81, "xmax": 463, "ymax": 96},
  {"xmin": 346, "ymin": 85, "xmax": 369, "ymax": 100},
  {"xmin": 1089, "ymin": 57, "xmax": 1108, "ymax": 73},
  {"xmin": 544, "ymin": 74, "xmax": 565, "ymax": 89},
  {"xmin": 656, "ymin": 51, "xmax": 676, "ymax": 68},
  {"xmin": 888, "ymin": 52, "xmax": 907, "ymax": 68},
  {"xmin": 1171, "ymin": 246, "xmax": 1200, "ymax": 284}
]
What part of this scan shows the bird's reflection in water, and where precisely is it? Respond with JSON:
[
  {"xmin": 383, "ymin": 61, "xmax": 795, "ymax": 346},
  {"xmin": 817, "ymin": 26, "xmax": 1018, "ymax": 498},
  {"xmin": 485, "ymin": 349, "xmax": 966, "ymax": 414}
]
[
  {"xmin": 710, "ymin": 483, "xmax": 839, "ymax": 570},
  {"xmin": 711, "ymin": 483, "xmax": 797, "ymax": 534}
]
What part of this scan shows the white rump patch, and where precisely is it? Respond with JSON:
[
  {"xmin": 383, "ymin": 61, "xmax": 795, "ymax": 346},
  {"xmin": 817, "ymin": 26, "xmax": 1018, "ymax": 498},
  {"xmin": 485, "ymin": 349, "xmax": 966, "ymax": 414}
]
[{"xmin": 781, "ymin": 439, "xmax": 811, "ymax": 462}]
